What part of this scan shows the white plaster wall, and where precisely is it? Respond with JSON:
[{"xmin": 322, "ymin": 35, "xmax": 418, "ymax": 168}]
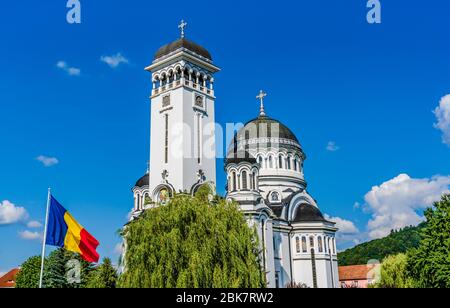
[{"xmin": 149, "ymin": 85, "xmax": 216, "ymax": 195}]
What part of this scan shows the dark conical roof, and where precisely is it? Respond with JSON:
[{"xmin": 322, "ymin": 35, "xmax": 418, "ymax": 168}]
[
  {"xmin": 135, "ymin": 173, "xmax": 149, "ymax": 187},
  {"xmin": 154, "ymin": 38, "xmax": 212, "ymax": 61},
  {"xmin": 292, "ymin": 203, "xmax": 327, "ymax": 223}
]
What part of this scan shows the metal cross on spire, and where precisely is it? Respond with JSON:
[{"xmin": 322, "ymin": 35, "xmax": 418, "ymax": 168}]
[
  {"xmin": 178, "ymin": 19, "xmax": 188, "ymax": 38},
  {"xmin": 256, "ymin": 90, "xmax": 267, "ymax": 117}
]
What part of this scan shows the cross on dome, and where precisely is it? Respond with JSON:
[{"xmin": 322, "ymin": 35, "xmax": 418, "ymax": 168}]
[
  {"xmin": 256, "ymin": 90, "xmax": 267, "ymax": 117},
  {"xmin": 178, "ymin": 20, "xmax": 188, "ymax": 38}
]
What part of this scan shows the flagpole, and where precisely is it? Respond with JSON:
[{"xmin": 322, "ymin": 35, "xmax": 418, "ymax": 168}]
[{"xmin": 39, "ymin": 188, "xmax": 51, "ymax": 289}]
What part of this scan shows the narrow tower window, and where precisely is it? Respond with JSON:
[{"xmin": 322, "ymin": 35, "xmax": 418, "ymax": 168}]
[
  {"xmin": 242, "ymin": 171, "xmax": 248, "ymax": 190},
  {"xmin": 268, "ymin": 155, "xmax": 273, "ymax": 168},
  {"xmin": 318, "ymin": 236, "xmax": 323, "ymax": 253},
  {"xmin": 197, "ymin": 113, "xmax": 201, "ymax": 164},
  {"xmin": 309, "ymin": 236, "xmax": 315, "ymax": 250},
  {"xmin": 165, "ymin": 114, "xmax": 169, "ymax": 164},
  {"xmin": 302, "ymin": 236, "xmax": 307, "ymax": 253}
]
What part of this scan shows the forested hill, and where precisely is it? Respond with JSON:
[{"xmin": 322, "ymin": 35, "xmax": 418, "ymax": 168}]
[{"xmin": 338, "ymin": 223, "xmax": 425, "ymax": 266}]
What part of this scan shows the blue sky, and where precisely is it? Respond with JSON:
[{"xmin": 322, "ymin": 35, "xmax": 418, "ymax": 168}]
[{"xmin": 1, "ymin": 0, "xmax": 450, "ymax": 272}]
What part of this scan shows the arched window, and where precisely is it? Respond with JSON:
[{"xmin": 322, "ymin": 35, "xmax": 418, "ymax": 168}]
[
  {"xmin": 258, "ymin": 156, "xmax": 263, "ymax": 168},
  {"xmin": 332, "ymin": 238, "xmax": 336, "ymax": 255},
  {"xmin": 278, "ymin": 155, "xmax": 283, "ymax": 169},
  {"xmin": 296, "ymin": 237, "xmax": 301, "ymax": 253},
  {"xmin": 309, "ymin": 236, "xmax": 315, "ymax": 250},
  {"xmin": 293, "ymin": 158, "xmax": 298, "ymax": 171},
  {"xmin": 252, "ymin": 171, "xmax": 257, "ymax": 190},
  {"xmin": 242, "ymin": 171, "xmax": 248, "ymax": 190},
  {"xmin": 286, "ymin": 157, "xmax": 291, "ymax": 170},
  {"xmin": 302, "ymin": 237, "xmax": 307, "ymax": 253},
  {"xmin": 268, "ymin": 156, "xmax": 274, "ymax": 168},
  {"xmin": 249, "ymin": 173, "xmax": 253, "ymax": 190},
  {"xmin": 232, "ymin": 171, "xmax": 237, "ymax": 191},
  {"xmin": 318, "ymin": 236, "xmax": 323, "ymax": 253},
  {"xmin": 324, "ymin": 236, "xmax": 328, "ymax": 253}
]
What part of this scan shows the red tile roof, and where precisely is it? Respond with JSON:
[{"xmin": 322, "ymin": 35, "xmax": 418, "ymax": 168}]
[
  {"xmin": 0, "ymin": 268, "xmax": 20, "ymax": 288},
  {"xmin": 338, "ymin": 264, "xmax": 379, "ymax": 281}
]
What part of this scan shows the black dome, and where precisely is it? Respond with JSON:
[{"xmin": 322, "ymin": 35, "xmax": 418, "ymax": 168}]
[
  {"xmin": 135, "ymin": 173, "xmax": 149, "ymax": 187},
  {"xmin": 154, "ymin": 38, "xmax": 212, "ymax": 61},
  {"xmin": 225, "ymin": 150, "xmax": 257, "ymax": 166},
  {"xmin": 292, "ymin": 203, "xmax": 327, "ymax": 223},
  {"xmin": 243, "ymin": 115, "xmax": 299, "ymax": 143},
  {"xmin": 228, "ymin": 115, "xmax": 300, "ymax": 153}
]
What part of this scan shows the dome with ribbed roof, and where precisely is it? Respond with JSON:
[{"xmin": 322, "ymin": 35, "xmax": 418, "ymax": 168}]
[
  {"xmin": 242, "ymin": 115, "xmax": 300, "ymax": 144},
  {"xmin": 226, "ymin": 112, "xmax": 303, "ymax": 159},
  {"xmin": 154, "ymin": 38, "xmax": 212, "ymax": 61}
]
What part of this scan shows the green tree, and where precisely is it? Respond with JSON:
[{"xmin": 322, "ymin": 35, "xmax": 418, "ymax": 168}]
[
  {"xmin": 372, "ymin": 254, "xmax": 415, "ymax": 288},
  {"xmin": 118, "ymin": 193, "xmax": 265, "ymax": 288},
  {"xmin": 407, "ymin": 194, "xmax": 450, "ymax": 288},
  {"xmin": 15, "ymin": 249, "xmax": 95, "ymax": 288},
  {"xmin": 43, "ymin": 248, "xmax": 69, "ymax": 288},
  {"xmin": 15, "ymin": 256, "xmax": 41, "ymax": 288},
  {"xmin": 86, "ymin": 258, "xmax": 118, "ymax": 288},
  {"xmin": 338, "ymin": 224, "xmax": 424, "ymax": 266},
  {"xmin": 43, "ymin": 248, "xmax": 95, "ymax": 288}
]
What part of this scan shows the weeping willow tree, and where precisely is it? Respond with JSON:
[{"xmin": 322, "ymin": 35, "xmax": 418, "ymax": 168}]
[{"xmin": 118, "ymin": 187, "xmax": 265, "ymax": 288}]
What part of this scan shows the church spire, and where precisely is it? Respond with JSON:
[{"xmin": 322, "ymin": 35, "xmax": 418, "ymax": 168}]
[{"xmin": 256, "ymin": 90, "xmax": 267, "ymax": 117}]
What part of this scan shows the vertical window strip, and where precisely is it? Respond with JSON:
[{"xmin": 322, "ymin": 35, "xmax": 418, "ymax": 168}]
[{"xmin": 165, "ymin": 114, "xmax": 169, "ymax": 164}]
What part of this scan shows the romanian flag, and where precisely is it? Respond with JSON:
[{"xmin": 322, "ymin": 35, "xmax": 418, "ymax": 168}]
[{"xmin": 45, "ymin": 196, "xmax": 100, "ymax": 263}]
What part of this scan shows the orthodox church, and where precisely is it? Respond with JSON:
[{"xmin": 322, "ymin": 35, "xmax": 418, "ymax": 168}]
[{"xmin": 128, "ymin": 21, "xmax": 339, "ymax": 288}]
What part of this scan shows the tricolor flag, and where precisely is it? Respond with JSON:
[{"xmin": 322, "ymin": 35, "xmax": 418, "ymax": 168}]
[{"xmin": 45, "ymin": 195, "xmax": 100, "ymax": 263}]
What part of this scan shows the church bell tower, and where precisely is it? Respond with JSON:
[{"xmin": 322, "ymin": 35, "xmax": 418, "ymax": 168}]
[{"xmin": 145, "ymin": 21, "xmax": 220, "ymax": 202}]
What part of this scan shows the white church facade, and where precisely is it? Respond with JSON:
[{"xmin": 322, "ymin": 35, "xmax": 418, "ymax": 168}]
[{"xmin": 129, "ymin": 22, "xmax": 339, "ymax": 288}]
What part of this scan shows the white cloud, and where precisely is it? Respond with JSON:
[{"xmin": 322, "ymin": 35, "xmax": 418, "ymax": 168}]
[
  {"xmin": 324, "ymin": 214, "xmax": 359, "ymax": 234},
  {"xmin": 56, "ymin": 61, "xmax": 81, "ymax": 76},
  {"xmin": 364, "ymin": 173, "xmax": 450, "ymax": 239},
  {"xmin": 27, "ymin": 220, "xmax": 42, "ymax": 228},
  {"xmin": 434, "ymin": 94, "xmax": 450, "ymax": 147},
  {"xmin": 326, "ymin": 141, "xmax": 339, "ymax": 152},
  {"xmin": 0, "ymin": 200, "xmax": 28, "ymax": 225},
  {"xmin": 18, "ymin": 230, "xmax": 43, "ymax": 241},
  {"xmin": 100, "ymin": 53, "xmax": 129, "ymax": 68},
  {"xmin": 36, "ymin": 155, "xmax": 59, "ymax": 167}
]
